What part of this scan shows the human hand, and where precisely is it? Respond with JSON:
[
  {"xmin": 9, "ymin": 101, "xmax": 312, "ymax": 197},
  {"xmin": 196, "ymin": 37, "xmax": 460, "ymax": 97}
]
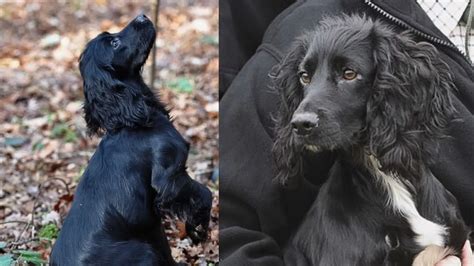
[{"xmin": 436, "ymin": 240, "xmax": 473, "ymax": 266}]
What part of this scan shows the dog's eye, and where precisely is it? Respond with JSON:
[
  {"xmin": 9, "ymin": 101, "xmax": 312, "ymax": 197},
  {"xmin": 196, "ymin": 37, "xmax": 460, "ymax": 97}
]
[
  {"xmin": 343, "ymin": 69, "xmax": 358, "ymax": 80},
  {"xmin": 299, "ymin": 71, "xmax": 311, "ymax": 85},
  {"xmin": 110, "ymin": 38, "xmax": 121, "ymax": 49}
]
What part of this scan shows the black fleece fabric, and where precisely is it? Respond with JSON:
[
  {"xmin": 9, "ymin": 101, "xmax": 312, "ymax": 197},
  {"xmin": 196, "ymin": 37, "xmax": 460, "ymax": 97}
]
[
  {"xmin": 219, "ymin": 0, "xmax": 295, "ymax": 98},
  {"xmin": 220, "ymin": 0, "xmax": 474, "ymax": 265}
]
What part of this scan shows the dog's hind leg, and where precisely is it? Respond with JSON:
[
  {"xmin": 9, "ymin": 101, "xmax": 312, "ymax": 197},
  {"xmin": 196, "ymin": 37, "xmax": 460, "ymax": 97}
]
[
  {"xmin": 82, "ymin": 208, "xmax": 178, "ymax": 265},
  {"xmin": 82, "ymin": 239, "xmax": 176, "ymax": 266}
]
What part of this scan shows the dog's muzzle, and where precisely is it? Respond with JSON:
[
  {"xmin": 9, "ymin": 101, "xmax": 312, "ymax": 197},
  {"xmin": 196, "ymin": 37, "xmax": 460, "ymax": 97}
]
[
  {"xmin": 135, "ymin": 13, "xmax": 149, "ymax": 23},
  {"xmin": 291, "ymin": 113, "xmax": 319, "ymax": 136}
]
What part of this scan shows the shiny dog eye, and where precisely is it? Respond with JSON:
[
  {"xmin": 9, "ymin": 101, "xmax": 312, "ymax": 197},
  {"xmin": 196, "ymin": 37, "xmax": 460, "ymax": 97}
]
[
  {"xmin": 110, "ymin": 38, "xmax": 121, "ymax": 49},
  {"xmin": 299, "ymin": 71, "xmax": 311, "ymax": 85},
  {"xmin": 343, "ymin": 68, "xmax": 357, "ymax": 80}
]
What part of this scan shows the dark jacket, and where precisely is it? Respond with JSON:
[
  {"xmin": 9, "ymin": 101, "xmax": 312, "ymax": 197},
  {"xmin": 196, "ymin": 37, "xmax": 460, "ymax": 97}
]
[{"xmin": 220, "ymin": 0, "xmax": 474, "ymax": 265}]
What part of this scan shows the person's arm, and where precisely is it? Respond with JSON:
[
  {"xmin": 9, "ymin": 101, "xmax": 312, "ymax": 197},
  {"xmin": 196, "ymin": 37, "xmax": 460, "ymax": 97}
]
[
  {"xmin": 219, "ymin": 49, "xmax": 288, "ymax": 265},
  {"xmin": 219, "ymin": 40, "xmax": 324, "ymax": 266}
]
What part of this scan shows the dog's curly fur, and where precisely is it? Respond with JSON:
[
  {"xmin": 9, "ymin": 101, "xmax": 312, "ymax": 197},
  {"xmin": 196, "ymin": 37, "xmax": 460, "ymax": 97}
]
[
  {"xmin": 272, "ymin": 15, "xmax": 469, "ymax": 265},
  {"xmin": 50, "ymin": 15, "xmax": 212, "ymax": 266}
]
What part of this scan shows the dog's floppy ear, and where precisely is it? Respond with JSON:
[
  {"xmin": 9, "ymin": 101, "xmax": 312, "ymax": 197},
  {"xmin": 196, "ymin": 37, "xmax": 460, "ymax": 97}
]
[
  {"xmin": 367, "ymin": 24, "xmax": 456, "ymax": 178},
  {"xmin": 79, "ymin": 44, "xmax": 159, "ymax": 136},
  {"xmin": 80, "ymin": 53, "xmax": 127, "ymax": 135},
  {"xmin": 271, "ymin": 36, "xmax": 309, "ymax": 188}
]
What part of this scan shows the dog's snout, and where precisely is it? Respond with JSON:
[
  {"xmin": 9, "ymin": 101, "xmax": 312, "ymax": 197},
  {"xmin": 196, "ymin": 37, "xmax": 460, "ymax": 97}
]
[
  {"xmin": 135, "ymin": 13, "xmax": 149, "ymax": 22},
  {"xmin": 291, "ymin": 113, "xmax": 319, "ymax": 136}
]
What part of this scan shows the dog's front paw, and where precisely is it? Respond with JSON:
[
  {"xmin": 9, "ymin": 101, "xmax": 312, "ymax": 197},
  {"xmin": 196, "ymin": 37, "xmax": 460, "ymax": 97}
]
[
  {"xmin": 185, "ymin": 222, "xmax": 208, "ymax": 243},
  {"xmin": 185, "ymin": 183, "xmax": 212, "ymax": 244}
]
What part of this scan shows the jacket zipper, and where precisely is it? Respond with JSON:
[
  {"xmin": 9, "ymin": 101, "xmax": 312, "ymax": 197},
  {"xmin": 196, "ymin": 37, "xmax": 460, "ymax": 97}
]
[{"xmin": 364, "ymin": 0, "xmax": 473, "ymax": 66}]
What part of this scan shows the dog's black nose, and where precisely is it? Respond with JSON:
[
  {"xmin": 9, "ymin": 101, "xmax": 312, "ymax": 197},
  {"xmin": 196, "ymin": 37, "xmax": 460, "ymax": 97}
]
[
  {"xmin": 291, "ymin": 113, "xmax": 319, "ymax": 135},
  {"xmin": 135, "ymin": 14, "xmax": 148, "ymax": 23}
]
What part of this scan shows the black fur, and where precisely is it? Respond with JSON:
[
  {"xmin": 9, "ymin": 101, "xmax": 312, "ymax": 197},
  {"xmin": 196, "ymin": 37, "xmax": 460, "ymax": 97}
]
[
  {"xmin": 50, "ymin": 15, "xmax": 212, "ymax": 266},
  {"xmin": 272, "ymin": 15, "xmax": 470, "ymax": 265}
]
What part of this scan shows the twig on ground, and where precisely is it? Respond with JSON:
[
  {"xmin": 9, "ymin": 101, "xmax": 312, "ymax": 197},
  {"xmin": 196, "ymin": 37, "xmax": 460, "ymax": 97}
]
[
  {"xmin": 13, "ymin": 184, "xmax": 42, "ymax": 248},
  {"xmin": 46, "ymin": 177, "xmax": 70, "ymax": 195},
  {"xmin": 7, "ymin": 237, "xmax": 40, "ymax": 248},
  {"xmin": 0, "ymin": 220, "xmax": 30, "ymax": 226}
]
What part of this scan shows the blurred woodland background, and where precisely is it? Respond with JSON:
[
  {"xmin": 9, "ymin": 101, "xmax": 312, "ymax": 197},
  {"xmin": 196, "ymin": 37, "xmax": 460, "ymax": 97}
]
[{"xmin": 0, "ymin": 0, "xmax": 218, "ymax": 264}]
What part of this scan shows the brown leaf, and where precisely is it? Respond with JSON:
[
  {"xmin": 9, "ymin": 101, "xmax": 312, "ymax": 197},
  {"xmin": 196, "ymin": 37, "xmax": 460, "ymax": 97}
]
[
  {"xmin": 38, "ymin": 140, "xmax": 59, "ymax": 158},
  {"xmin": 176, "ymin": 221, "xmax": 187, "ymax": 239},
  {"xmin": 53, "ymin": 194, "xmax": 74, "ymax": 213}
]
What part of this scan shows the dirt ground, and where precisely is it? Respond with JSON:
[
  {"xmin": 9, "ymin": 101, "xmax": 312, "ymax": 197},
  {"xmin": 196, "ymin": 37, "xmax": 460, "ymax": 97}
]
[{"xmin": 0, "ymin": 0, "xmax": 218, "ymax": 264}]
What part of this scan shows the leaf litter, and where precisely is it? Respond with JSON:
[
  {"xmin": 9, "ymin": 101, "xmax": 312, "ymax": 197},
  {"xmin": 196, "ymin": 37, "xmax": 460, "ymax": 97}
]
[{"xmin": 0, "ymin": 1, "xmax": 218, "ymax": 264}]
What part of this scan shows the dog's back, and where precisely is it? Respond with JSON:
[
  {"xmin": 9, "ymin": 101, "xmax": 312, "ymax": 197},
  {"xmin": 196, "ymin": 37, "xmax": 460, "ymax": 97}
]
[{"xmin": 51, "ymin": 208, "xmax": 171, "ymax": 266}]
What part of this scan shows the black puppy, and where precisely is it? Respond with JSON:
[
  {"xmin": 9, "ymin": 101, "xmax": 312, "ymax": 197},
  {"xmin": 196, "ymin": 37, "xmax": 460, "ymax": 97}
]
[
  {"xmin": 50, "ymin": 15, "xmax": 212, "ymax": 265},
  {"xmin": 272, "ymin": 15, "xmax": 470, "ymax": 265}
]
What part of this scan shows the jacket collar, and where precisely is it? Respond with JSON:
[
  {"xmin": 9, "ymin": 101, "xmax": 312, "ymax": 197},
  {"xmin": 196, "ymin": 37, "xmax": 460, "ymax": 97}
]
[
  {"xmin": 366, "ymin": 0, "xmax": 471, "ymax": 65},
  {"xmin": 368, "ymin": 0, "xmax": 449, "ymax": 42}
]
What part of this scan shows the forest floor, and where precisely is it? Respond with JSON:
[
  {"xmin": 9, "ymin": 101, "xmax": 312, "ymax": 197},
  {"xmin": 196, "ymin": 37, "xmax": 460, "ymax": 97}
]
[{"xmin": 0, "ymin": 1, "xmax": 218, "ymax": 265}]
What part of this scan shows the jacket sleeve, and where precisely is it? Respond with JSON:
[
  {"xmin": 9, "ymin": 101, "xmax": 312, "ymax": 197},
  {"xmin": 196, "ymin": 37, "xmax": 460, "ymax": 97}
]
[
  {"xmin": 430, "ymin": 52, "xmax": 474, "ymax": 227},
  {"xmin": 219, "ymin": 50, "xmax": 287, "ymax": 265},
  {"xmin": 219, "ymin": 46, "xmax": 326, "ymax": 265},
  {"xmin": 220, "ymin": 197, "xmax": 285, "ymax": 266}
]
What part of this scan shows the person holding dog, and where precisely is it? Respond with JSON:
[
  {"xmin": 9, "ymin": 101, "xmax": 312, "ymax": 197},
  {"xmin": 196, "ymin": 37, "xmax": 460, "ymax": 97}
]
[{"xmin": 220, "ymin": 0, "xmax": 474, "ymax": 265}]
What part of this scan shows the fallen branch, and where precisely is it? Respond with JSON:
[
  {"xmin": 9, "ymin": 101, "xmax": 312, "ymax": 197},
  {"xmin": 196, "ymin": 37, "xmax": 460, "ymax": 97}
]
[
  {"xmin": 0, "ymin": 220, "xmax": 29, "ymax": 226},
  {"xmin": 14, "ymin": 184, "xmax": 42, "ymax": 247},
  {"xmin": 46, "ymin": 177, "xmax": 70, "ymax": 195},
  {"xmin": 7, "ymin": 238, "xmax": 40, "ymax": 249},
  {"xmin": 149, "ymin": 0, "xmax": 161, "ymax": 89}
]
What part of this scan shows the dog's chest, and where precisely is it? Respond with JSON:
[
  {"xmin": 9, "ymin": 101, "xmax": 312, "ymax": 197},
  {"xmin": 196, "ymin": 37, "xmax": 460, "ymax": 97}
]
[
  {"xmin": 293, "ymin": 159, "xmax": 450, "ymax": 265},
  {"xmin": 367, "ymin": 156, "xmax": 447, "ymax": 248}
]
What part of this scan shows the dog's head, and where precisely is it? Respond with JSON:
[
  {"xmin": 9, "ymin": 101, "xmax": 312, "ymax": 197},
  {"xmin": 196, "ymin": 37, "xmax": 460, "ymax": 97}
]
[
  {"xmin": 272, "ymin": 15, "xmax": 456, "ymax": 187},
  {"xmin": 80, "ymin": 14, "xmax": 156, "ymax": 77},
  {"xmin": 79, "ymin": 14, "xmax": 160, "ymax": 135}
]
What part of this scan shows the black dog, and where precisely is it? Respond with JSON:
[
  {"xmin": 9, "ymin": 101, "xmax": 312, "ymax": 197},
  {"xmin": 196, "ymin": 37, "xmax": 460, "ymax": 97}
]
[
  {"xmin": 272, "ymin": 15, "xmax": 470, "ymax": 265},
  {"xmin": 50, "ymin": 14, "xmax": 212, "ymax": 265}
]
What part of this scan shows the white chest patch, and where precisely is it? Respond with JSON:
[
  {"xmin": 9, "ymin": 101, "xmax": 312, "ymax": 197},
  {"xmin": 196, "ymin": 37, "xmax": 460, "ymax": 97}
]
[
  {"xmin": 305, "ymin": 144, "xmax": 320, "ymax": 153},
  {"xmin": 367, "ymin": 156, "xmax": 447, "ymax": 247}
]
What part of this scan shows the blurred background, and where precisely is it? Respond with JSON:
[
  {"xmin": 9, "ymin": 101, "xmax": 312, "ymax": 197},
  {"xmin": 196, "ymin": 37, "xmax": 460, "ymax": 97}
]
[{"xmin": 0, "ymin": 0, "xmax": 218, "ymax": 264}]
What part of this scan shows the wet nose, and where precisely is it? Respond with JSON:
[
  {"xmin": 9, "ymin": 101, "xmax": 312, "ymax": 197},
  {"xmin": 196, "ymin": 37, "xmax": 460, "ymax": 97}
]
[
  {"xmin": 135, "ymin": 13, "xmax": 148, "ymax": 22},
  {"xmin": 291, "ymin": 113, "xmax": 319, "ymax": 136}
]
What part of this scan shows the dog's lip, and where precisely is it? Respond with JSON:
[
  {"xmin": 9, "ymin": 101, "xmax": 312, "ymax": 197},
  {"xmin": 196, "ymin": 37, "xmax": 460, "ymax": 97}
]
[{"xmin": 295, "ymin": 130, "xmax": 340, "ymax": 149}]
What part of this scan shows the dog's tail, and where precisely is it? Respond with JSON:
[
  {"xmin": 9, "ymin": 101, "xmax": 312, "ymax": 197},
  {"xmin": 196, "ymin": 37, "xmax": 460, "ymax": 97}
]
[{"xmin": 412, "ymin": 245, "xmax": 456, "ymax": 266}]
